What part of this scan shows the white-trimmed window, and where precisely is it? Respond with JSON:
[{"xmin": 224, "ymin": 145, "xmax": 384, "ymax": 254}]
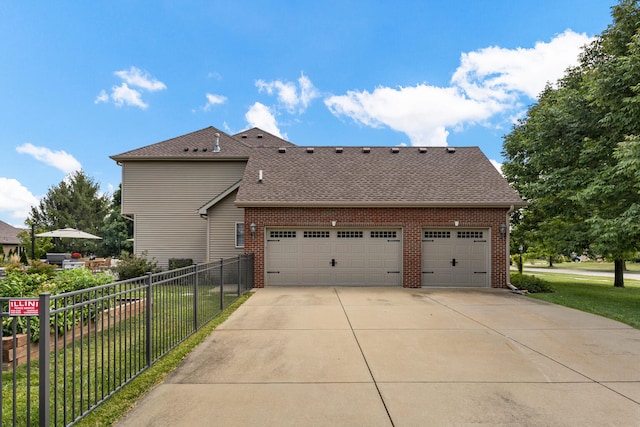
[{"xmin": 235, "ymin": 223, "xmax": 245, "ymax": 248}]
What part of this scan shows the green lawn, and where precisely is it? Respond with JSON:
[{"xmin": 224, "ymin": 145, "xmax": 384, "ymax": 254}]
[
  {"xmin": 523, "ymin": 271, "xmax": 640, "ymax": 329},
  {"xmin": 2, "ymin": 290, "xmax": 251, "ymax": 427}
]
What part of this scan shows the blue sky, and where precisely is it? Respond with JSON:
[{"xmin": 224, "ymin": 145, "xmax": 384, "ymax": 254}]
[{"xmin": 0, "ymin": 1, "xmax": 616, "ymax": 227}]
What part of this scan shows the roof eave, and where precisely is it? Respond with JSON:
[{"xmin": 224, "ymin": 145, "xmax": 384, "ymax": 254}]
[
  {"xmin": 235, "ymin": 201, "xmax": 528, "ymax": 208},
  {"xmin": 110, "ymin": 155, "xmax": 250, "ymax": 162}
]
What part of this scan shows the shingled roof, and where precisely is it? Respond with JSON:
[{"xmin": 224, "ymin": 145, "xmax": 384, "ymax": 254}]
[
  {"xmin": 235, "ymin": 146, "xmax": 525, "ymax": 207},
  {"xmin": 0, "ymin": 220, "xmax": 24, "ymax": 246},
  {"xmin": 110, "ymin": 126, "xmax": 294, "ymax": 161}
]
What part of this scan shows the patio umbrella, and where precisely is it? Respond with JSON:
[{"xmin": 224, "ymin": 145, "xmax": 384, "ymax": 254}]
[{"xmin": 36, "ymin": 227, "xmax": 102, "ymax": 240}]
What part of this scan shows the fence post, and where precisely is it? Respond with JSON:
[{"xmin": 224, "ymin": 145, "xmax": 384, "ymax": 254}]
[
  {"xmin": 237, "ymin": 255, "xmax": 241, "ymax": 296},
  {"xmin": 219, "ymin": 258, "xmax": 224, "ymax": 310},
  {"xmin": 145, "ymin": 272, "xmax": 153, "ymax": 367},
  {"xmin": 39, "ymin": 292, "xmax": 51, "ymax": 427},
  {"xmin": 193, "ymin": 264, "xmax": 199, "ymax": 331}
]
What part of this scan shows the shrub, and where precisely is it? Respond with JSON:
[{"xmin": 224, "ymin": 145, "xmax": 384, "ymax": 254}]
[
  {"xmin": 0, "ymin": 270, "xmax": 51, "ymax": 297},
  {"xmin": 53, "ymin": 267, "xmax": 114, "ymax": 293},
  {"xmin": 510, "ymin": 273, "xmax": 553, "ymax": 293},
  {"xmin": 111, "ymin": 251, "xmax": 160, "ymax": 280},
  {"xmin": 168, "ymin": 258, "xmax": 193, "ymax": 270},
  {"xmin": 26, "ymin": 259, "xmax": 57, "ymax": 278}
]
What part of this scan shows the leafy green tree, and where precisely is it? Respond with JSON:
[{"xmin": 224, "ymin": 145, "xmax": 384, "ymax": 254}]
[
  {"xmin": 28, "ymin": 170, "xmax": 110, "ymax": 256},
  {"xmin": 503, "ymin": 75, "xmax": 596, "ymax": 264},
  {"xmin": 503, "ymin": 0, "xmax": 640, "ymax": 287},
  {"xmin": 17, "ymin": 228, "xmax": 53, "ymax": 260},
  {"xmin": 100, "ymin": 185, "xmax": 133, "ymax": 257}
]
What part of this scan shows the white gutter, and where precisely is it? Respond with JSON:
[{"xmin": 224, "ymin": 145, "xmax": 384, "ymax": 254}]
[{"xmin": 505, "ymin": 204, "xmax": 520, "ymax": 292}]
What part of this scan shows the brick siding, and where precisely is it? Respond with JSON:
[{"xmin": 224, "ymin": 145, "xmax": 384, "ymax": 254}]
[{"xmin": 244, "ymin": 207, "xmax": 510, "ymax": 289}]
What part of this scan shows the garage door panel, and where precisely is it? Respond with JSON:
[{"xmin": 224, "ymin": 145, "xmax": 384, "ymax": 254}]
[
  {"xmin": 266, "ymin": 228, "xmax": 402, "ymax": 286},
  {"xmin": 422, "ymin": 229, "xmax": 489, "ymax": 287}
]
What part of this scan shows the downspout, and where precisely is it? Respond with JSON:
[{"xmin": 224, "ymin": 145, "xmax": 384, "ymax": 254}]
[
  {"xmin": 505, "ymin": 205, "xmax": 520, "ymax": 292},
  {"xmin": 121, "ymin": 214, "xmax": 135, "ymax": 253},
  {"xmin": 199, "ymin": 211, "xmax": 210, "ymax": 262}
]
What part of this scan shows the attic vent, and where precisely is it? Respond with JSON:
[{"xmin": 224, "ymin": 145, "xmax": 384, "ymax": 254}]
[
  {"xmin": 257, "ymin": 134, "xmax": 263, "ymax": 138},
  {"xmin": 278, "ymin": 147, "xmax": 287, "ymax": 153},
  {"xmin": 306, "ymin": 147, "xmax": 314, "ymax": 153},
  {"xmin": 193, "ymin": 148, "xmax": 198, "ymax": 152},
  {"xmin": 214, "ymin": 133, "xmax": 221, "ymax": 153},
  {"xmin": 362, "ymin": 147, "xmax": 371, "ymax": 153},
  {"xmin": 335, "ymin": 147, "xmax": 343, "ymax": 153},
  {"xmin": 241, "ymin": 135, "xmax": 248, "ymax": 139},
  {"xmin": 419, "ymin": 147, "xmax": 427, "ymax": 153},
  {"xmin": 202, "ymin": 148, "xmax": 208, "ymax": 152},
  {"xmin": 446, "ymin": 147, "xmax": 456, "ymax": 153},
  {"xmin": 391, "ymin": 147, "xmax": 399, "ymax": 153},
  {"xmin": 183, "ymin": 147, "xmax": 189, "ymax": 151}
]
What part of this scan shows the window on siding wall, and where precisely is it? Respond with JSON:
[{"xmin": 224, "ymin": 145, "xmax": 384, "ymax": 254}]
[{"xmin": 235, "ymin": 223, "xmax": 245, "ymax": 248}]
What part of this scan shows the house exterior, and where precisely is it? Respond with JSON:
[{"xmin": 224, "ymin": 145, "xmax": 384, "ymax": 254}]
[
  {"xmin": 111, "ymin": 126, "xmax": 525, "ymax": 288},
  {"xmin": 0, "ymin": 220, "xmax": 25, "ymax": 259}
]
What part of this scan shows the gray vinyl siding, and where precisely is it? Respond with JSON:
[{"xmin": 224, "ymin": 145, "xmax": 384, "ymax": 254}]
[
  {"xmin": 134, "ymin": 213, "xmax": 207, "ymax": 267},
  {"xmin": 208, "ymin": 191, "xmax": 245, "ymax": 260},
  {"xmin": 121, "ymin": 161, "xmax": 246, "ymax": 268}
]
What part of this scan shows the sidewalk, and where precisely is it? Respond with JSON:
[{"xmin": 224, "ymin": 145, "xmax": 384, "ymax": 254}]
[{"xmin": 115, "ymin": 287, "xmax": 640, "ymax": 426}]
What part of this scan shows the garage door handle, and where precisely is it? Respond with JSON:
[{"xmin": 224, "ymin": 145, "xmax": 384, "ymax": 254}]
[
  {"xmin": 451, "ymin": 258, "xmax": 457, "ymax": 266},
  {"xmin": 387, "ymin": 271, "xmax": 400, "ymax": 274},
  {"xmin": 330, "ymin": 259, "xmax": 337, "ymax": 267},
  {"xmin": 267, "ymin": 271, "xmax": 280, "ymax": 274},
  {"xmin": 474, "ymin": 271, "xmax": 487, "ymax": 274}
]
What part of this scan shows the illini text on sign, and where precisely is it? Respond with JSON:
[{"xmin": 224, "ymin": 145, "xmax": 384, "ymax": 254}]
[{"xmin": 9, "ymin": 299, "xmax": 40, "ymax": 316}]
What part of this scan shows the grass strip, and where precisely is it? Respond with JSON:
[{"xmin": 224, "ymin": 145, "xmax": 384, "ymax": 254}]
[
  {"xmin": 74, "ymin": 292, "xmax": 253, "ymax": 426},
  {"xmin": 525, "ymin": 272, "xmax": 640, "ymax": 329}
]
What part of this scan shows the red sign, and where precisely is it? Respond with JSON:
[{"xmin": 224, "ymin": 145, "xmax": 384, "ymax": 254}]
[{"xmin": 9, "ymin": 299, "xmax": 40, "ymax": 316}]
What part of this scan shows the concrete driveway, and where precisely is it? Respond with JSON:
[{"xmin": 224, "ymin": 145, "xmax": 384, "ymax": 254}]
[{"xmin": 116, "ymin": 287, "xmax": 640, "ymax": 426}]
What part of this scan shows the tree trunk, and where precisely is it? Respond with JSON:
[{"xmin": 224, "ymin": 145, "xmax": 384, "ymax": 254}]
[
  {"xmin": 549, "ymin": 256, "xmax": 553, "ymax": 267},
  {"xmin": 614, "ymin": 259, "xmax": 625, "ymax": 288}
]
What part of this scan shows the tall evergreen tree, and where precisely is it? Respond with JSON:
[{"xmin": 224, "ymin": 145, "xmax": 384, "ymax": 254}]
[
  {"xmin": 28, "ymin": 170, "xmax": 109, "ymax": 255},
  {"xmin": 101, "ymin": 185, "xmax": 133, "ymax": 257}
]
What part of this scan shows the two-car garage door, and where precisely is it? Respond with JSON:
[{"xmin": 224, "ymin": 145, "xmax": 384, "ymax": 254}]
[{"xmin": 265, "ymin": 228, "xmax": 402, "ymax": 286}]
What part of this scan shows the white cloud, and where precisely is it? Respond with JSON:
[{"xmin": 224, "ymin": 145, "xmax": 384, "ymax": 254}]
[
  {"xmin": 245, "ymin": 102, "xmax": 283, "ymax": 137},
  {"xmin": 326, "ymin": 85, "xmax": 501, "ymax": 146},
  {"xmin": 490, "ymin": 159, "xmax": 503, "ymax": 174},
  {"xmin": 96, "ymin": 66, "xmax": 166, "ymax": 109},
  {"xmin": 0, "ymin": 178, "xmax": 39, "ymax": 226},
  {"xmin": 114, "ymin": 66, "xmax": 167, "ymax": 92},
  {"xmin": 256, "ymin": 72, "xmax": 319, "ymax": 114},
  {"xmin": 452, "ymin": 30, "xmax": 592, "ymax": 100},
  {"xmin": 203, "ymin": 93, "xmax": 227, "ymax": 111},
  {"xmin": 298, "ymin": 74, "xmax": 319, "ymax": 109},
  {"xmin": 111, "ymin": 83, "xmax": 148, "ymax": 109},
  {"xmin": 16, "ymin": 143, "xmax": 81, "ymax": 175},
  {"xmin": 325, "ymin": 30, "xmax": 593, "ymax": 146},
  {"xmin": 94, "ymin": 90, "xmax": 109, "ymax": 104}
]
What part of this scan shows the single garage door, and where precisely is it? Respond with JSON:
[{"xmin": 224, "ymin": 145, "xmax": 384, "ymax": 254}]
[
  {"xmin": 422, "ymin": 229, "xmax": 490, "ymax": 287},
  {"xmin": 266, "ymin": 228, "xmax": 402, "ymax": 286}
]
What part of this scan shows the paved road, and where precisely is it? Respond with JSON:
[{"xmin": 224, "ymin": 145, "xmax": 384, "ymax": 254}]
[
  {"xmin": 523, "ymin": 266, "xmax": 640, "ymax": 281},
  {"xmin": 116, "ymin": 287, "xmax": 640, "ymax": 426}
]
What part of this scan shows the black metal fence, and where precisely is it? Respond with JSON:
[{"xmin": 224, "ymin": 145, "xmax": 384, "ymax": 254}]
[{"xmin": 1, "ymin": 255, "xmax": 254, "ymax": 426}]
